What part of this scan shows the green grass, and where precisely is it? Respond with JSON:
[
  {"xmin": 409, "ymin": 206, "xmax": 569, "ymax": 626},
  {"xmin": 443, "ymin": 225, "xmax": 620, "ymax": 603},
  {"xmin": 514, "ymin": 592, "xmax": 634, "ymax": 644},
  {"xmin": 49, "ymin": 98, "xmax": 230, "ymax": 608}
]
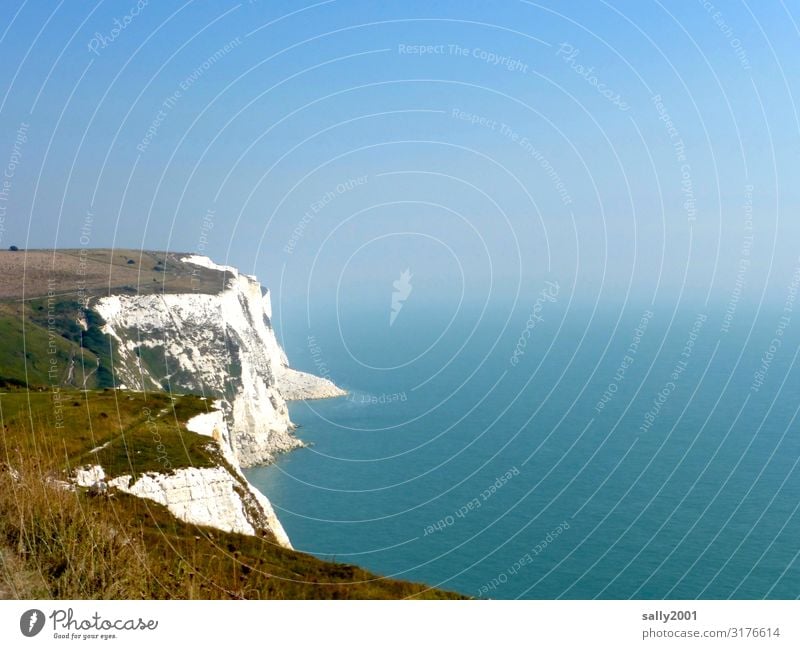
[
  {"xmin": 0, "ymin": 389, "xmax": 464, "ymax": 600},
  {"xmin": 24, "ymin": 298, "xmax": 117, "ymax": 388},
  {"xmin": 24, "ymin": 298, "xmax": 85, "ymax": 345},
  {"xmin": 0, "ymin": 390, "xmax": 216, "ymax": 479},
  {"xmin": 0, "ymin": 312, "xmax": 94, "ymax": 388},
  {"xmin": 0, "ymin": 301, "xmax": 114, "ymax": 390}
]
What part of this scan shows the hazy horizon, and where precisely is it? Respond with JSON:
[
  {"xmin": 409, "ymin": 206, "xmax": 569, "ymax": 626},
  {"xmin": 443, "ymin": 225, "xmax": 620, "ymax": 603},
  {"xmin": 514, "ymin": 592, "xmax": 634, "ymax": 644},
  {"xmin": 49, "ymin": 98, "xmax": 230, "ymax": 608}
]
[{"xmin": 1, "ymin": 1, "xmax": 798, "ymax": 314}]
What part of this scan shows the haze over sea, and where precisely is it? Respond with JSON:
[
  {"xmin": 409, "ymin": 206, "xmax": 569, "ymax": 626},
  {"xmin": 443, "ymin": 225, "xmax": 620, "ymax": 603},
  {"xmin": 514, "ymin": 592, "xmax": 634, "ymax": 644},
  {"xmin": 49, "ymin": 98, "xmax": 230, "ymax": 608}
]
[{"xmin": 247, "ymin": 296, "xmax": 800, "ymax": 599}]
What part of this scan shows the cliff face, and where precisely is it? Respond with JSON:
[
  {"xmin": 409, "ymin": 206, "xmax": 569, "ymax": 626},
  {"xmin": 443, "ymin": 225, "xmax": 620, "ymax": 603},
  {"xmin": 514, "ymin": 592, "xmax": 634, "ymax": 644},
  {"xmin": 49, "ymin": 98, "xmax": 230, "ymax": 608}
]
[
  {"xmin": 80, "ymin": 254, "xmax": 345, "ymax": 547},
  {"xmin": 93, "ymin": 255, "xmax": 344, "ymax": 467},
  {"xmin": 74, "ymin": 405, "xmax": 292, "ymax": 547}
]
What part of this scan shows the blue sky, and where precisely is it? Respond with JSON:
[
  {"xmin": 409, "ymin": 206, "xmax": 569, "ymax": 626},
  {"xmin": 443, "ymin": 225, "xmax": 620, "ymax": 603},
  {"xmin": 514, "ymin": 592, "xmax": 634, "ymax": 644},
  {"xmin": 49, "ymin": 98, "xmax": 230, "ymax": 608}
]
[{"xmin": 1, "ymin": 0, "xmax": 799, "ymax": 314}]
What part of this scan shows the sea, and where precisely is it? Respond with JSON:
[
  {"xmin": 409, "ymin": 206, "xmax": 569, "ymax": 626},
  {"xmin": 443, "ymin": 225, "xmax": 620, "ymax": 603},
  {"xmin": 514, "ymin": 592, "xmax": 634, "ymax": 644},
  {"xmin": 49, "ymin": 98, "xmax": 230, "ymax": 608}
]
[{"xmin": 246, "ymin": 298, "xmax": 800, "ymax": 599}]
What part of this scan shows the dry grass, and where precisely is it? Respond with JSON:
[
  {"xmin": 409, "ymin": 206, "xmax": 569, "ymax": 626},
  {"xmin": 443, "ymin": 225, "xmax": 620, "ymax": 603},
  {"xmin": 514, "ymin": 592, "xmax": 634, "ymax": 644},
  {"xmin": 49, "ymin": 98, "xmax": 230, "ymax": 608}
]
[
  {"xmin": 0, "ymin": 455, "xmax": 153, "ymax": 598},
  {"xmin": 0, "ymin": 249, "xmax": 231, "ymax": 301},
  {"xmin": 0, "ymin": 390, "xmax": 464, "ymax": 600}
]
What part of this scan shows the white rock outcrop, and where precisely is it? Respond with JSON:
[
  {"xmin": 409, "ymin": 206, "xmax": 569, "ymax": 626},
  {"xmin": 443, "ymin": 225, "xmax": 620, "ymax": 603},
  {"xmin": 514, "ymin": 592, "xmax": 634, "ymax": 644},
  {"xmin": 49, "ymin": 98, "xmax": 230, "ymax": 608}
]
[
  {"xmin": 110, "ymin": 468, "xmax": 291, "ymax": 546},
  {"xmin": 74, "ymin": 465, "xmax": 105, "ymax": 487},
  {"xmin": 73, "ymin": 462, "xmax": 291, "ymax": 548},
  {"xmin": 184, "ymin": 404, "xmax": 292, "ymax": 547}
]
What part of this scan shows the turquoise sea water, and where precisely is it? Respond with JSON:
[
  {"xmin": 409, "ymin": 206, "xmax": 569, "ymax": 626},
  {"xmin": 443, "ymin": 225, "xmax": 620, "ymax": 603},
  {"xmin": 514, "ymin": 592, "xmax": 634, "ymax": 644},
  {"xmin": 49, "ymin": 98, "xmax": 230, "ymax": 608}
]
[{"xmin": 246, "ymin": 300, "xmax": 800, "ymax": 598}]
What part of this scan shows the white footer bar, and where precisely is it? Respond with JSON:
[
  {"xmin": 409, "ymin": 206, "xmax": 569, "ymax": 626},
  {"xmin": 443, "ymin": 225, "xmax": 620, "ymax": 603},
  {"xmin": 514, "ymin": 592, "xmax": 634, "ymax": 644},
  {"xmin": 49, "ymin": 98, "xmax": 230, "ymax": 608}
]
[{"xmin": 0, "ymin": 600, "xmax": 796, "ymax": 648}]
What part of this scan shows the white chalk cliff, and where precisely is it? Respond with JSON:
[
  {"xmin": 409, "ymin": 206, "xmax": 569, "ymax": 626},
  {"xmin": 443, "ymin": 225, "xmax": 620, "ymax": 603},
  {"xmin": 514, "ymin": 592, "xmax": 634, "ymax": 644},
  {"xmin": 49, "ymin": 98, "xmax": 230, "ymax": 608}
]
[
  {"xmin": 82, "ymin": 254, "xmax": 345, "ymax": 548},
  {"xmin": 93, "ymin": 255, "xmax": 345, "ymax": 467}
]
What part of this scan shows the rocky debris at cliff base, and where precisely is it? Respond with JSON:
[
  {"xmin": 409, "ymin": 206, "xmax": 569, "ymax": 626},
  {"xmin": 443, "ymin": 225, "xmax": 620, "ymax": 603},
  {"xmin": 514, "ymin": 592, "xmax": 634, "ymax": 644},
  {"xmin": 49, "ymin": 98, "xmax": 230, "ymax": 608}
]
[{"xmin": 277, "ymin": 367, "xmax": 347, "ymax": 401}]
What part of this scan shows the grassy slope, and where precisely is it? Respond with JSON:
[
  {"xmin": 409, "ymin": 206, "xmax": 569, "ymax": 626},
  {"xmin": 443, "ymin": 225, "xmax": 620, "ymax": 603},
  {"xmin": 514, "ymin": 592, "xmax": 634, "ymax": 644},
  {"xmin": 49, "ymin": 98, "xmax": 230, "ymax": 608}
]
[
  {"xmin": 0, "ymin": 390, "xmax": 218, "ymax": 479},
  {"xmin": 0, "ymin": 301, "xmax": 109, "ymax": 390},
  {"xmin": 0, "ymin": 313, "xmax": 79, "ymax": 387},
  {"xmin": 0, "ymin": 390, "xmax": 462, "ymax": 600}
]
